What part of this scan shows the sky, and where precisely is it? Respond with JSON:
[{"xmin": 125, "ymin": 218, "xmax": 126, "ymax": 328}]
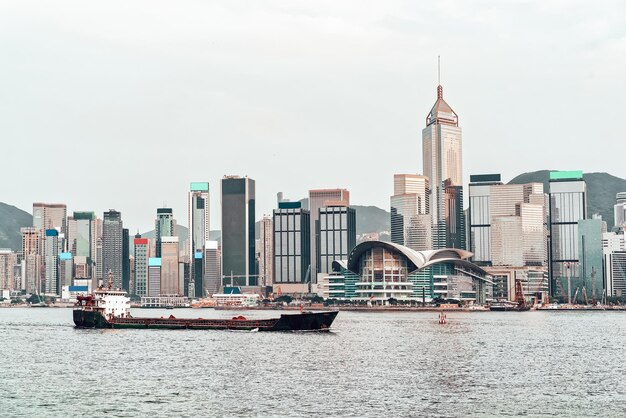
[{"xmin": 1, "ymin": 0, "xmax": 625, "ymax": 233}]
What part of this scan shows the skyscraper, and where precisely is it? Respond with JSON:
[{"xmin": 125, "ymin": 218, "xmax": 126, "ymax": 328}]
[
  {"xmin": 122, "ymin": 228, "xmax": 130, "ymax": 292},
  {"xmin": 188, "ymin": 182, "xmax": 210, "ymax": 296},
  {"xmin": 273, "ymin": 202, "xmax": 311, "ymax": 284},
  {"xmin": 43, "ymin": 229, "xmax": 62, "ymax": 295},
  {"xmin": 155, "ymin": 208, "xmax": 176, "ymax": 258},
  {"xmin": 309, "ymin": 189, "xmax": 350, "ymax": 276},
  {"xmin": 221, "ymin": 176, "xmax": 256, "ymax": 287},
  {"xmin": 422, "ymin": 79, "xmax": 462, "ymax": 249},
  {"xmin": 468, "ymin": 174, "xmax": 503, "ymax": 265},
  {"xmin": 58, "ymin": 252, "xmax": 73, "ymax": 290},
  {"xmin": 21, "ymin": 227, "xmax": 40, "ymax": 293},
  {"xmin": 203, "ymin": 241, "xmax": 221, "ymax": 296},
  {"xmin": 148, "ymin": 258, "xmax": 161, "ymax": 297},
  {"xmin": 469, "ymin": 175, "xmax": 546, "ymax": 267},
  {"xmin": 318, "ymin": 204, "xmax": 356, "ymax": 275},
  {"xmin": 0, "ymin": 249, "xmax": 17, "ymax": 291},
  {"xmin": 444, "ymin": 180, "xmax": 465, "ymax": 249},
  {"xmin": 134, "ymin": 236, "xmax": 149, "ymax": 296},
  {"xmin": 614, "ymin": 192, "xmax": 626, "ymax": 230},
  {"xmin": 33, "ymin": 203, "xmax": 68, "ymax": 238},
  {"xmin": 102, "ymin": 210, "xmax": 123, "ymax": 289},
  {"xmin": 258, "ymin": 215, "xmax": 273, "ymax": 287},
  {"xmin": 390, "ymin": 174, "xmax": 431, "ymax": 251},
  {"xmin": 160, "ymin": 236, "xmax": 179, "ymax": 295},
  {"xmin": 72, "ymin": 212, "xmax": 96, "ymax": 279},
  {"xmin": 578, "ymin": 217, "xmax": 605, "ymax": 301},
  {"xmin": 549, "ymin": 171, "xmax": 587, "ymax": 298},
  {"xmin": 603, "ymin": 230, "xmax": 626, "ymax": 297}
]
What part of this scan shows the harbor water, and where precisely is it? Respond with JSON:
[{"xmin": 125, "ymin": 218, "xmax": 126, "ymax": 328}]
[{"xmin": 1, "ymin": 308, "xmax": 625, "ymax": 417}]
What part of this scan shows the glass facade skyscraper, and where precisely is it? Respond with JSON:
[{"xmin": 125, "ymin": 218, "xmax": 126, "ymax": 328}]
[
  {"xmin": 444, "ymin": 180, "xmax": 465, "ymax": 250},
  {"xmin": 309, "ymin": 189, "xmax": 350, "ymax": 276},
  {"xmin": 549, "ymin": 171, "xmax": 587, "ymax": 298},
  {"xmin": 43, "ymin": 229, "xmax": 62, "ymax": 295},
  {"xmin": 155, "ymin": 208, "xmax": 176, "ymax": 258},
  {"xmin": 102, "ymin": 210, "xmax": 123, "ymax": 289},
  {"xmin": 318, "ymin": 205, "xmax": 356, "ymax": 275},
  {"xmin": 578, "ymin": 218, "xmax": 605, "ymax": 301},
  {"xmin": 72, "ymin": 211, "xmax": 96, "ymax": 280},
  {"xmin": 273, "ymin": 202, "xmax": 310, "ymax": 284},
  {"xmin": 468, "ymin": 174, "xmax": 502, "ymax": 265},
  {"xmin": 221, "ymin": 176, "xmax": 256, "ymax": 287}
]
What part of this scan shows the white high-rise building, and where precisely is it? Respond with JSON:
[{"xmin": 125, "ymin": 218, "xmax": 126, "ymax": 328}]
[
  {"xmin": 614, "ymin": 192, "xmax": 626, "ymax": 229},
  {"xmin": 188, "ymin": 182, "xmax": 210, "ymax": 297},
  {"xmin": 390, "ymin": 174, "xmax": 431, "ymax": 251},
  {"xmin": 603, "ymin": 231, "xmax": 626, "ymax": 297},
  {"xmin": 422, "ymin": 82, "xmax": 462, "ymax": 249},
  {"xmin": 469, "ymin": 175, "xmax": 547, "ymax": 267}
]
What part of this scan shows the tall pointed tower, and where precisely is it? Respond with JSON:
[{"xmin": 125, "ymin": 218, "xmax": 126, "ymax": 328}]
[{"xmin": 422, "ymin": 68, "xmax": 463, "ymax": 249}]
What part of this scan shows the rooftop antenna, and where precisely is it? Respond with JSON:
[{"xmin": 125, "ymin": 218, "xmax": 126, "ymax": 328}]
[
  {"xmin": 438, "ymin": 55, "xmax": 441, "ymax": 86},
  {"xmin": 437, "ymin": 55, "xmax": 443, "ymax": 99}
]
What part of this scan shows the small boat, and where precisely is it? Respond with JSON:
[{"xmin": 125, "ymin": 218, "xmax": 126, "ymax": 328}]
[
  {"xmin": 490, "ymin": 279, "xmax": 530, "ymax": 312},
  {"xmin": 489, "ymin": 302, "xmax": 530, "ymax": 312},
  {"xmin": 73, "ymin": 275, "xmax": 337, "ymax": 332}
]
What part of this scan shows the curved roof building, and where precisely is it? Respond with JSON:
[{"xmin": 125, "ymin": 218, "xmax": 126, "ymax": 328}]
[{"xmin": 323, "ymin": 241, "xmax": 491, "ymax": 304}]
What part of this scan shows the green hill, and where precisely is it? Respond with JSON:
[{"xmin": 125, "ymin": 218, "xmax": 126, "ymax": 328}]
[
  {"xmin": 0, "ymin": 203, "xmax": 32, "ymax": 251},
  {"xmin": 352, "ymin": 205, "xmax": 390, "ymax": 234},
  {"xmin": 509, "ymin": 171, "xmax": 626, "ymax": 227}
]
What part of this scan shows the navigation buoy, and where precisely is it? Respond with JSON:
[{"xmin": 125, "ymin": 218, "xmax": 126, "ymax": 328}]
[{"xmin": 438, "ymin": 313, "xmax": 447, "ymax": 325}]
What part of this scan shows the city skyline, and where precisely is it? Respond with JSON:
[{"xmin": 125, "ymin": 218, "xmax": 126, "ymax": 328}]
[{"xmin": 2, "ymin": 1, "xmax": 625, "ymax": 234}]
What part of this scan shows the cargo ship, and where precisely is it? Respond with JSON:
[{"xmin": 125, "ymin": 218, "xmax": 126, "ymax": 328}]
[{"xmin": 73, "ymin": 279, "xmax": 337, "ymax": 332}]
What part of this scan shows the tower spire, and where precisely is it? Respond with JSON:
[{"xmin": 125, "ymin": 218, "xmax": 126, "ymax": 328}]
[{"xmin": 437, "ymin": 55, "xmax": 443, "ymax": 99}]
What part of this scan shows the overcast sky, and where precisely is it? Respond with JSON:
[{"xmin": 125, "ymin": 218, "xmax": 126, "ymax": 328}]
[{"xmin": 1, "ymin": 0, "xmax": 625, "ymax": 233}]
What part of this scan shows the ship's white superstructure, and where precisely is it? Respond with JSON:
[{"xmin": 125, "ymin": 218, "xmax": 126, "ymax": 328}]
[{"xmin": 94, "ymin": 288, "xmax": 131, "ymax": 318}]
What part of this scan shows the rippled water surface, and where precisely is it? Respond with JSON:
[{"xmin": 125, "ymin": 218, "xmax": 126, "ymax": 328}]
[{"xmin": 2, "ymin": 308, "xmax": 626, "ymax": 417}]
